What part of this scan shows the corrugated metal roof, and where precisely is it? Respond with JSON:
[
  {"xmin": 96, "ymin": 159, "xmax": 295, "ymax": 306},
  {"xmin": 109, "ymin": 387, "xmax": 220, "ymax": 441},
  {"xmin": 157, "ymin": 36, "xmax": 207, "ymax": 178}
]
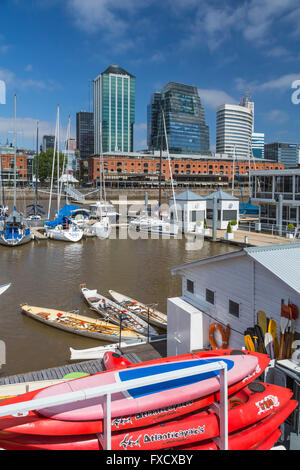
[
  {"xmin": 245, "ymin": 243, "xmax": 300, "ymax": 294},
  {"xmin": 171, "ymin": 243, "xmax": 300, "ymax": 294}
]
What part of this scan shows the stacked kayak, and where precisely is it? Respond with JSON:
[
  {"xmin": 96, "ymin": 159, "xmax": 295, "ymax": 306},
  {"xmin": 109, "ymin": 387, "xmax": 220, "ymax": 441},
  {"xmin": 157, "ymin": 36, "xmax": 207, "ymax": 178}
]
[{"xmin": 0, "ymin": 349, "xmax": 296, "ymax": 450}]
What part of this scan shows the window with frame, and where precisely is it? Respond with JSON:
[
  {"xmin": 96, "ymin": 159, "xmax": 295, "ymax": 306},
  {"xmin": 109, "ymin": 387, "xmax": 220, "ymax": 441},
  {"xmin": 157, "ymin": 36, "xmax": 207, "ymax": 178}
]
[
  {"xmin": 186, "ymin": 279, "xmax": 194, "ymax": 294},
  {"xmin": 229, "ymin": 299, "xmax": 240, "ymax": 317},
  {"xmin": 206, "ymin": 289, "xmax": 215, "ymax": 305}
]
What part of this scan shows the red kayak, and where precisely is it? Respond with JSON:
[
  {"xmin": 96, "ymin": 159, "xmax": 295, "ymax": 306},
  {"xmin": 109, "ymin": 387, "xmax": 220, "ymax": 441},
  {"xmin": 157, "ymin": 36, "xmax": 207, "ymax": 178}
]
[
  {"xmin": 176, "ymin": 400, "xmax": 297, "ymax": 450},
  {"xmin": 251, "ymin": 429, "xmax": 282, "ymax": 450},
  {"xmin": 102, "ymin": 352, "xmax": 133, "ymax": 370},
  {"xmin": 0, "ymin": 350, "xmax": 269, "ymax": 437},
  {"xmin": 98, "ymin": 382, "xmax": 292, "ymax": 450},
  {"xmin": 0, "ymin": 396, "xmax": 295, "ymax": 451}
]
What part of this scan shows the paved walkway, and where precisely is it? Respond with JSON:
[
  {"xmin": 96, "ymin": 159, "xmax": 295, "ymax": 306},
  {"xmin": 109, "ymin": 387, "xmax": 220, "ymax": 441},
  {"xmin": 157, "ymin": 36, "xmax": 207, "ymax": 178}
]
[{"xmin": 213, "ymin": 229, "xmax": 300, "ymax": 247}]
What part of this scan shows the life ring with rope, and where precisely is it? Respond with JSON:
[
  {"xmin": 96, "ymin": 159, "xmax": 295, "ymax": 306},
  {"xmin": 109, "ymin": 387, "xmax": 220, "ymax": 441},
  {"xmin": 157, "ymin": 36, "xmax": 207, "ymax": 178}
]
[{"xmin": 209, "ymin": 322, "xmax": 230, "ymax": 350}]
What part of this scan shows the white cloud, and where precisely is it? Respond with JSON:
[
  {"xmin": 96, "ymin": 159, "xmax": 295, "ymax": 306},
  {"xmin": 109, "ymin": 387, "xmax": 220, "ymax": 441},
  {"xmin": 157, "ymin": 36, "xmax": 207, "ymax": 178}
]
[
  {"xmin": 198, "ymin": 89, "xmax": 238, "ymax": 109},
  {"xmin": 262, "ymin": 109, "xmax": 289, "ymax": 124},
  {"xmin": 0, "ymin": 117, "xmax": 72, "ymax": 147},
  {"xmin": 236, "ymin": 73, "xmax": 300, "ymax": 93},
  {"xmin": 0, "ymin": 68, "xmax": 55, "ymax": 91},
  {"xmin": 176, "ymin": 0, "xmax": 300, "ymax": 52}
]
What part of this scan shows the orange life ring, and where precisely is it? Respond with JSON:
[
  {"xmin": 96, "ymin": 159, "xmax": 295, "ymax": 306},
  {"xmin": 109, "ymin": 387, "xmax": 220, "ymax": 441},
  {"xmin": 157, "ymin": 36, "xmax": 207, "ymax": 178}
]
[{"xmin": 209, "ymin": 323, "xmax": 230, "ymax": 350}]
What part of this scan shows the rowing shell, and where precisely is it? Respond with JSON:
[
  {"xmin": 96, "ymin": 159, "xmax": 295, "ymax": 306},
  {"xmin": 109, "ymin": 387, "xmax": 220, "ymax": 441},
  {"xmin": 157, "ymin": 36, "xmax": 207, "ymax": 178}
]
[
  {"xmin": 20, "ymin": 305, "xmax": 145, "ymax": 343},
  {"xmin": 109, "ymin": 290, "xmax": 167, "ymax": 330},
  {"xmin": 80, "ymin": 284, "xmax": 157, "ymax": 336}
]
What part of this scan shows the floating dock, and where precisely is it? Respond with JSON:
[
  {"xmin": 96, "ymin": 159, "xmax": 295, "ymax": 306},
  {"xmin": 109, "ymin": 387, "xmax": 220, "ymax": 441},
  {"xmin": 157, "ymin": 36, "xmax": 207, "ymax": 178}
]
[{"xmin": 0, "ymin": 340, "xmax": 166, "ymax": 387}]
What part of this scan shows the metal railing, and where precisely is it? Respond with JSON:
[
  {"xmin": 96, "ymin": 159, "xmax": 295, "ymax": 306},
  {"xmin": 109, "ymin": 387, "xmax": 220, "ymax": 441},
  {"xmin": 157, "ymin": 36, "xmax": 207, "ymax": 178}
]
[
  {"xmin": 0, "ymin": 360, "xmax": 229, "ymax": 451},
  {"xmin": 238, "ymin": 221, "xmax": 300, "ymax": 239}
]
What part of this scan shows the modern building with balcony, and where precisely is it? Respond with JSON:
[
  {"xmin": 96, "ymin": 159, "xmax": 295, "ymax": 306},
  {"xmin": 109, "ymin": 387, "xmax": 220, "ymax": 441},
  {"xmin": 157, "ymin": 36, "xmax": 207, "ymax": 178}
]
[
  {"xmin": 252, "ymin": 168, "xmax": 300, "ymax": 227},
  {"xmin": 216, "ymin": 100, "xmax": 254, "ymax": 160},
  {"xmin": 147, "ymin": 82, "xmax": 210, "ymax": 155}
]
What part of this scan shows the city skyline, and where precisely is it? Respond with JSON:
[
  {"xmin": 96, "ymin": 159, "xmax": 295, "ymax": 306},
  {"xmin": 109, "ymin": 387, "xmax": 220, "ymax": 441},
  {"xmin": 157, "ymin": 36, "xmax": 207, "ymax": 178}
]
[{"xmin": 1, "ymin": 0, "xmax": 300, "ymax": 151}]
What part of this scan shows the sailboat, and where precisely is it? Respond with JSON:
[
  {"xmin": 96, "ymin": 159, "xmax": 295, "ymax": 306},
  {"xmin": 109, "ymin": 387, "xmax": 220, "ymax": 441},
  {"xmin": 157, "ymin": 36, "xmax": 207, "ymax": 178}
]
[
  {"xmin": 0, "ymin": 95, "xmax": 33, "ymax": 247},
  {"xmin": 129, "ymin": 107, "xmax": 180, "ymax": 237},
  {"xmin": 84, "ymin": 120, "xmax": 111, "ymax": 239},
  {"xmin": 44, "ymin": 106, "xmax": 83, "ymax": 243},
  {"xmin": 26, "ymin": 121, "xmax": 45, "ymax": 221}
]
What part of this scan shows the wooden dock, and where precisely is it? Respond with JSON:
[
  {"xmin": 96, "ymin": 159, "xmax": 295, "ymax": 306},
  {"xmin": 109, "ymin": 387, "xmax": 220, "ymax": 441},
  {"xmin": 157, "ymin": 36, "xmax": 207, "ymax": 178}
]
[{"xmin": 0, "ymin": 340, "xmax": 166, "ymax": 387}]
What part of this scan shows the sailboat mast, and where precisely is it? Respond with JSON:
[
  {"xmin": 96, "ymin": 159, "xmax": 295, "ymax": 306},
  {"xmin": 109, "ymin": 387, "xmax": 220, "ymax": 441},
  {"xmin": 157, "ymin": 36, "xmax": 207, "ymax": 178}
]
[
  {"xmin": 57, "ymin": 105, "xmax": 60, "ymax": 213},
  {"xmin": 35, "ymin": 121, "xmax": 39, "ymax": 215},
  {"xmin": 161, "ymin": 108, "xmax": 178, "ymax": 223},
  {"xmin": 13, "ymin": 94, "xmax": 17, "ymax": 210}
]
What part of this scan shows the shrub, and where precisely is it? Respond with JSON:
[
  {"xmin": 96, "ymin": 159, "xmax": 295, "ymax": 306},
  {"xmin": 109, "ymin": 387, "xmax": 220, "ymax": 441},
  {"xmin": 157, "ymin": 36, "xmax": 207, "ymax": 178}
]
[
  {"xmin": 231, "ymin": 220, "xmax": 237, "ymax": 226},
  {"xmin": 288, "ymin": 224, "xmax": 295, "ymax": 231},
  {"xmin": 227, "ymin": 222, "xmax": 232, "ymax": 233},
  {"xmin": 204, "ymin": 218, "xmax": 208, "ymax": 229}
]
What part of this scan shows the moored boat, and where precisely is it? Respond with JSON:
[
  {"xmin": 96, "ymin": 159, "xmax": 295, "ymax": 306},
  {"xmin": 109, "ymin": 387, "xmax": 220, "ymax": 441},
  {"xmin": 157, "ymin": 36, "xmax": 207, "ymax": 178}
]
[
  {"xmin": 0, "ymin": 283, "xmax": 11, "ymax": 296},
  {"xmin": 20, "ymin": 304, "xmax": 145, "ymax": 343},
  {"xmin": 109, "ymin": 290, "xmax": 167, "ymax": 330},
  {"xmin": 80, "ymin": 284, "xmax": 157, "ymax": 336}
]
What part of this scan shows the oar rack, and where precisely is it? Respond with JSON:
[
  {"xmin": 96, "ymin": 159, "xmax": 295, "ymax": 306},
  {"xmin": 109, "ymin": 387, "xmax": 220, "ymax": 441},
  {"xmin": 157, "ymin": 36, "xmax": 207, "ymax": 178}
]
[{"xmin": 0, "ymin": 361, "xmax": 230, "ymax": 451}]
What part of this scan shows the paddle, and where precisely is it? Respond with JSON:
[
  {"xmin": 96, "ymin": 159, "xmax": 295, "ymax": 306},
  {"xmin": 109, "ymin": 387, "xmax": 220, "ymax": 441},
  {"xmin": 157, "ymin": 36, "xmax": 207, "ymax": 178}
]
[
  {"xmin": 257, "ymin": 310, "xmax": 268, "ymax": 336},
  {"xmin": 279, "ymin": 316, "xmax": 289, "ymax": 361},
  {"xmin": 264, "ymin": 333, "xmax": 274, "ymax": 360},
  {"xmin": 254, "ymin": 324, "xmax": 267, "ymax": 354},
  {"xmin": 244, "ymin": 334, "xmax": 255, "ymax": 352}
]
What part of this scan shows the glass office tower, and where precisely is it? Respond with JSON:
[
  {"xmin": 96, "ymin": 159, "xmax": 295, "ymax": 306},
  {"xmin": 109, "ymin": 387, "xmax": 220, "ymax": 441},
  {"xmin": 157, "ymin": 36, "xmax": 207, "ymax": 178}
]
[
  {"xmin": 94, "ymin": 64, "xmax": 135, "ymax": 154},
  {"xmin": 147, "ymin": 82, "xmax": 210, "ymax": 154},
  {"xmin": 76, "ymin": 111, "xmax": 94, "ymax": 159}
]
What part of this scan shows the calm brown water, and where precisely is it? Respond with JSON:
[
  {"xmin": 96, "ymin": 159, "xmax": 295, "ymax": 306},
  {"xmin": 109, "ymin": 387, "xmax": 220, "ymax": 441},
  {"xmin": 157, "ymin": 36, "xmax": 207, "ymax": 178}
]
[{"xmin": 0, "ymin": 235, "xmax": 237, "ymax": 377}]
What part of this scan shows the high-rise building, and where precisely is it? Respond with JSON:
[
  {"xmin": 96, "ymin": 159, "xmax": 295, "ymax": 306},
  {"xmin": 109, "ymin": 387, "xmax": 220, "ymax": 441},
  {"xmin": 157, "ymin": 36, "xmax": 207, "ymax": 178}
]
[
  {"xmin": 252, "ymin": 133, "xmax": 265, "ymax": 159},
  {"xmin": 147, "ymin": 82, "xmax": 210, "ymax": 154},
  {"xmin": 264, "ymin": 142, "xmax": 299, "ymax": 168},
  {"xmin": 216, "ymin": 99, "xmax": 254, "ymax": 159},
  {"xmin": 42, "ymin": 135, "xmax": 55, "ymax": 153},
  {"xmin": 76, "ymin": 112, "xmax": 94, "ymax": 159},
  {"xmin": 94, "ymin": 64, "xmax": 135, "ymax": 154}
]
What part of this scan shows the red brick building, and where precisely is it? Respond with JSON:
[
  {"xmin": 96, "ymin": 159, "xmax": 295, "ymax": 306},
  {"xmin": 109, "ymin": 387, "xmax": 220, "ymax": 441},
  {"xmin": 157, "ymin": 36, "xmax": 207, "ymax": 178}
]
[
  {"xmin": 82, "ymin": 153, "xmax": 284, "ymax": 185},
  {"xmin": 0, "ymin": 153, "xmax": 28, "ymax": 183}
]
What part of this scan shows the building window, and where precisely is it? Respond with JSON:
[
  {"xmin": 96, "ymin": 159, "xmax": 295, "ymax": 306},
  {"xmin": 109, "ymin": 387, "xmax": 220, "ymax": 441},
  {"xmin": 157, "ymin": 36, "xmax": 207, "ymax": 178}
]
[
  {"xmin": 206, "ymin": 289, "xmax": 215, "ymax": 305},
  {"xmin": 229, "ymin": 299, "xmax": 240, "ymax": 317},
  {"xmin": 186, "ymin": 279, "xmax": 194, "ymax": 294}
]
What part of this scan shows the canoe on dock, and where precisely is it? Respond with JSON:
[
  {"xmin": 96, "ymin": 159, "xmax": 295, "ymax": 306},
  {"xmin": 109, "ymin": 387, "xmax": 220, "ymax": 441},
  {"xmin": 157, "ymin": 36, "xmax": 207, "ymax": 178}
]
[
  {"xmin": 80, "ymin": 284, "xmax": 157, "ymax": 337},
  {"xmin": 20, "ymin": 305, "xmax": 146, "ymax": 343},
  {"xmin": 109, "ymin": 290, "xmax": 167, "ymax": 330}
]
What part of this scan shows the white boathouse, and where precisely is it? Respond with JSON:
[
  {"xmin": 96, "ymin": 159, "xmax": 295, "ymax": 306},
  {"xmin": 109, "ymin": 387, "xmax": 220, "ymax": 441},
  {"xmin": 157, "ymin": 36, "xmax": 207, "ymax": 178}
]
[
  {"xmin": 169, "ymin": 189, "xmax": 207, "ymax": 233},
  {"xmin": 205, "ymin": 190, "xmax": 239, "ymax": 230},
  {"xmin": 167, "ymin": 243, "xmax": 300, "ymax": 356}
]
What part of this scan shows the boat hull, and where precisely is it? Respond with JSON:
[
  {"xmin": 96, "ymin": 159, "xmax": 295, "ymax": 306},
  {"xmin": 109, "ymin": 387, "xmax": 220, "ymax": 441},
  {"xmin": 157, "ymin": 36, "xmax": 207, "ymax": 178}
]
[
  {"xmin": 46, "ymin": 227, "xmax": 83, "ymax": 242},
  {"xmin": 81, "ymin": 285, "xmax": 156, "ymax": 336},
  {"xmin": 0, "ymin": 233, "xmax": 33, "ymax": 247},
  {"xmin": 21, "ymin": 305, "xmax": 145, "ymax": 343},
  {"xmin": 109, "ymin": 290, "xmax": 167, "ymax": 330},
  {"xmin": 0, "ymin": 390, "xmax": 294, "ymax": 451}
]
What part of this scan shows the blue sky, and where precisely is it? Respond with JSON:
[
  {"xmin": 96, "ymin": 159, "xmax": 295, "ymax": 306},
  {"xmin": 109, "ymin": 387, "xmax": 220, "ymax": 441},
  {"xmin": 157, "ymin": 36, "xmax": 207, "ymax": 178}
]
[{"xmin": 1, "ymin": 0, "xmax": 300, "ymax": 151}]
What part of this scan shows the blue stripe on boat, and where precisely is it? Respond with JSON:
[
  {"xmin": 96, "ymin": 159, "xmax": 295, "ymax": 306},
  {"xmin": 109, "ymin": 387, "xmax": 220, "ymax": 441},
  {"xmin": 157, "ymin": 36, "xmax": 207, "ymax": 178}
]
[{"xmin": 117, "ymin": 358, "xmax": 234, "ymax": 399}]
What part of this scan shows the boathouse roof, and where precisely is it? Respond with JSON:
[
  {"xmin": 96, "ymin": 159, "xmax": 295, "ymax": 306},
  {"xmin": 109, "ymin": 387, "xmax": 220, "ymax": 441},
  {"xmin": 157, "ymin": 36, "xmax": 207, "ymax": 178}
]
[
  {"xmin": 171, "ymin": 190, "xmax": 205, "ymax": 201},
  {"xmin": 205, "ymin": 190, "xmax": 239, "ymax": 201},
  {"xmin": 171, "ymin": 243, "xmax": 300, "ymax": 294}
]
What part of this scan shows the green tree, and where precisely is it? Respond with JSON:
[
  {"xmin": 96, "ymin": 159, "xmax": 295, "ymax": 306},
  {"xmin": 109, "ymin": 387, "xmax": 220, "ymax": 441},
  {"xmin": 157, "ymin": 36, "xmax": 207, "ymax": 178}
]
[{"xmin": 33, "ymin": 150, "xmax": 65, "ymax": 183}]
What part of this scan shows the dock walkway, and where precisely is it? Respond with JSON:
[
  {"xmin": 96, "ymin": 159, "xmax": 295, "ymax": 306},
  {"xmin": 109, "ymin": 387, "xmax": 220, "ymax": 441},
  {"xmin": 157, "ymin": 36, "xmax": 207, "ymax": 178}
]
[{"xmin": 0, "ymin": 340, "xmax": 166, "ymax": 386}]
